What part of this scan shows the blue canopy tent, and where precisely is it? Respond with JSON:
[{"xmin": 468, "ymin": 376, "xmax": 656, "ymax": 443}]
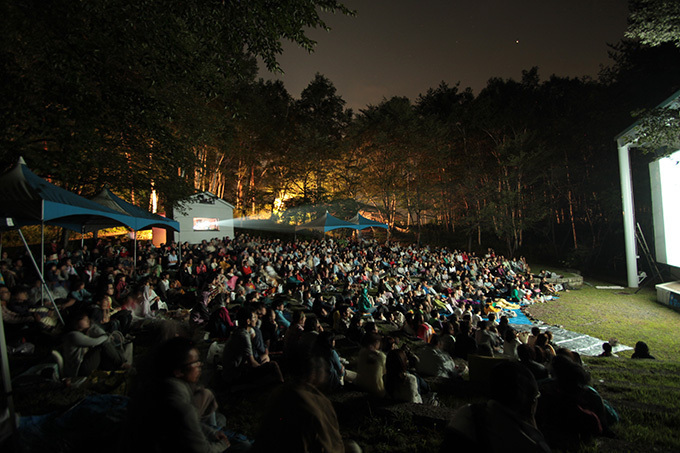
[
  {"xmin": 349, "ymin": 213, "xmax": 389, "ymax": 230},
  {"xmin": 0, "ymin": 159, "xmax": 138, "ymax": 441},
  {"xmin": 295, "ymin": 212, "xmax": 359, "ymax": 233},
  {"xmin": 90, "ymin": 187, "xmax": 179, "ymax": 232},
  {"xmin": 0, "ymin": 158, "xmax": 138, "ymax": 230},
  {"xmin": 90, "ymin": 187, "xmax": 180, "ymax": 269},
  {"xmin": 0, "ymin": 157, "xmax": 143, "ymax": 324}
]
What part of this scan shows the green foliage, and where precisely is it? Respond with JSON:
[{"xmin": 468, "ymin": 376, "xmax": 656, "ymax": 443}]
[
  {"xmin": 626, "ymin": 0, "xmax": 680, "ymax": 48},
  {"xmin": 629, "ymin": 106, "xmax": 680, "ymax": 156},
  {"xmin": 622, "ymin": 1, "xmax": 680, "ymax": 160},
  {"xmin": 276, "ymin": 197, "xmax": 358, "ymax": 225},
  {"xmin": 559, "ymin": 246, "xmax": 596, "ymax": 269},
  {"xmin": 224, "ymin": 78, "xmax": 298, "ymax": 211},
  {"xmin": 0, "ymin": 0, "xmax": 353, "ymax": 208}
]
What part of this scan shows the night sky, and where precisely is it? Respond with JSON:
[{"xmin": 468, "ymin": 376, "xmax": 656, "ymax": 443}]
[{"xmin": 260, "ymin": 0, "xmax": 631, "ymax": 111}]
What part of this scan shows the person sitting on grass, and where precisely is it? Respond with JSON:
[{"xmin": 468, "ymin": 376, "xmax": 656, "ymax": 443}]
[
  {"xmin": 283, "ymin": 309, "xmax": 306, "ymax": 359},
  {"xmin": 355, "ymin": 332, "xmax": 387, "ymax": 397},
  {"xmin": 61, "ymin": 310, "xmax": 129, "ymax": 378},
  {"xmin": 598, "ymin": 342, "xmax": 618, "ymax": 358},
  {"xmin": 527, "ymin": 326, "xmax": 541, "ymax": 347},
  {"xmin": 440, "ymin": 361, "xmax": 551, "ymax": 452},
  {"xmin": 101, "ymin": 282, "xmax": 132, "ymax": 332},
  {"xmin": 631, "ymin": 341, "xmax": 655, "ymax": 359},
  {"xmin": 539, "ymin": 277, "xmax": 558, "ymax": 297},
  {"xmin": 414, "ymin": 311, "xmax": 435, "ymax": 343},
  {"xmin": 221, "ymin": 306, "xmax": 283, "ymax": 390},
  {"xmin": 314, "ymin": 330, "xmax": 355, "ymax": 391},
  {"xmin": 298, "ymin": 315, "xmax": 324, "ymax": 361},
  {"xmin": 534, "ymin": 333, "xmax": 556, "ymax": 359},
  {"xmin": 358, "ymin": 285, "xmax": 382, "ymax": 319},
  {"xmin": 274, "ymin": 299, "xmax": 291, "ymax": 329},
  {"xmin": 126, "ymin": 336, "xmax": 250, "ymax": 453},
  {"xmin": 453, "ymin": 321, "xmax": 477, "ymax": 361},
  {"xmin": 346, "ymin": 313, "xmax": 366, "ymax": 344},
  {"xmin": 439, "ymin": 321, "xmax": 457, "ymax": 357},
  {"xmin": 517, "ymin": 344, "xmax": 549, "ymax": 381},
  {"xmin": 142, "ymin": 277, "xmax": 168, "ymax": 313},
  {"xmin": 69, "ymin": 280, "xmax": 93, "ymax": 306},
  {"xmin": 502, "ymin": 328, "xmax": 522, "ymax": 359},
  {"xmin": 1, "ymin": 285, "xmax": 46, "ymax": 341},
  {"xmin": 332, "ymin": 304, "xmax": 352, "ymax": 334},
  {"xmin": 260, "ymin": 307, "xmax": 283, "ymax": 353},
  {"xmin": 474, "ymin": 320, "xmax": 502, "ymax": 354},
  {"xmin": 384, "ymin": 349, "xmax": 423, "ymax": 403},
  {"xmin": 536, "ymin": 350, "xmax": 619, "ymax": 449},
  {"xmin": 252, "ymin": 353, "xmax": 361, "ymax": 453},
  {"xmin": 416, "ymin": 334, "xmax": 460, "ymax": 379}
]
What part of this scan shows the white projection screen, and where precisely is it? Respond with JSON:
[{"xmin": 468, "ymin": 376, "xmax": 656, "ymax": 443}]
[{"xmin": 650, "ymin": 149, "xmax": 680, "ymax": 268}]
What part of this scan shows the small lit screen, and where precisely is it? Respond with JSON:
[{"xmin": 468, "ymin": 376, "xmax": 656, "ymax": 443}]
[{"xmin": 193, "ymin": 218, "xmax": 219, "ymax": 231}]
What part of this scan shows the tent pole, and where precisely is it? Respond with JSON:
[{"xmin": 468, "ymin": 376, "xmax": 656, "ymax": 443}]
[
  {"xmin": 0, "ymin": 302, "xmax": 17, "ymax": 445},
  {"xmin": 80, "ymin": 226, "xmax": 85, "ymax": 249},
  {"xmin": 18, "ymin": 229, "xmax": 64, "ymax": 325},
  {"xmin": 133, "ymin": 231, "xmax": 137, "ymax": 279},
  {"xmin": 177, "ymin": 232, "xmax": 182, "ymax": 269},
  {"xmin": 40, "ymin": 221, "xmax": 44, "ymax": 307}
]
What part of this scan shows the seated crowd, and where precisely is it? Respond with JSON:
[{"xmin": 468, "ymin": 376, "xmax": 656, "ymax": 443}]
[{"xmin": 0, "ymin": 233, "xmax": 636, "ymax": 451}]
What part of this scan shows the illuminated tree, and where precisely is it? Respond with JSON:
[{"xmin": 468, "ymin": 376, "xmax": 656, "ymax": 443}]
[
  {"xmin": 350, "ymin": 98, "xmax": 409, "ymax": 227},
  {"xmin": 626, "ymin": 0, "xmax": 680, "ymax": 47},
  {"xmin": 281, "ymin": 74, "xmax": 352, "ymax": 214},
  {"xmin": 221, "ymin": 79, "xmax": 298, "ymax": 215},
  {"xmin": 350, "ymin": 96, "xmax": 443, "ymax": 241},
  {"xmin": 623, "ymin": 1, "xmax": 680, "ymax": 157}
]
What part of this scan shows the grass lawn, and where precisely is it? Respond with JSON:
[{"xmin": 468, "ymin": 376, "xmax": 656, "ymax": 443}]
[
  {"xmin": 525, "ymin": 280, "xmax": 680, "ymax": 361},
  {"xmin": 583, "ymin": 358, "xmax": 680, "ymax": 452},
  {"xmin": 526, "ymin": 278, "xmax": 680, "ymax": 452}
]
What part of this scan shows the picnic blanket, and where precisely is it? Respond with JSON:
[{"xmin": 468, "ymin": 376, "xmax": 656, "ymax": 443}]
[{"xmin": 17, "ymin": 394, "xmax": 129, "ymax": 453}]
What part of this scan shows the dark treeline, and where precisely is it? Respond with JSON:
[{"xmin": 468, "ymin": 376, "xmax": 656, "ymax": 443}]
[{"xmin": 2, "ymin": 2, "xmax": 680, "ymax": 279}]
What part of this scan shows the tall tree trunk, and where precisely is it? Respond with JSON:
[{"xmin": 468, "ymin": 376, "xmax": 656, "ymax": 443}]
[
  {"xmin": 236, "ymin": 157, "xmax": 244, "ymax": 210},
  {"xmin": 564, "ymin": 151, "xmax": 578, "ymax": 250},
  {"xmin": 250, "ymin": 164, "xmax": 256, "ymax": 215}
]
